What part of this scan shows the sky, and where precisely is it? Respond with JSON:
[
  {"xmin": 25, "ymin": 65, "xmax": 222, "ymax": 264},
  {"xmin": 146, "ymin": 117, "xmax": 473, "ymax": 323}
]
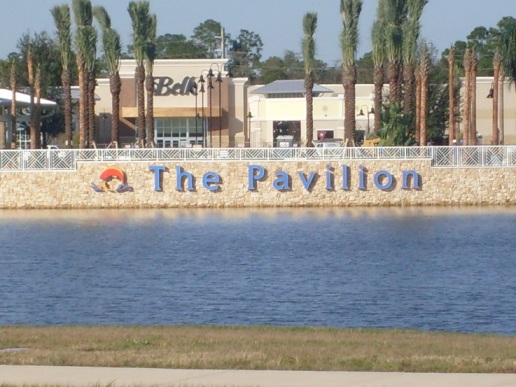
[{"xmin": 0, "ymin": 0, "xmax": 514, "ymax": 63}]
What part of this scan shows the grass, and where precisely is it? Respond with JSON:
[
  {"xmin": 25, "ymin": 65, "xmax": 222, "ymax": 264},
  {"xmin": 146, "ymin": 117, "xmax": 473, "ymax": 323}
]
[{"xmin": 1, "ymin": 326, "xmax": 515, "ymax": 373}]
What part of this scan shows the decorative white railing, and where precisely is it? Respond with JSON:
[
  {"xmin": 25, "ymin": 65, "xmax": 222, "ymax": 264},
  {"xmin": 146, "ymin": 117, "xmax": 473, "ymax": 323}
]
[{"xmin": 1, "ymin": 146, "xmax": 515, "ymax": 171}]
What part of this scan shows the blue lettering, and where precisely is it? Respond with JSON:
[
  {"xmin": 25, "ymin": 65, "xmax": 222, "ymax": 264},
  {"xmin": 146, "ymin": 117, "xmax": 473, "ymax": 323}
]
[
  {"xmin": 374, "ymin": 170, "xmax": 394, "ymax": 190},
  {"xmin": 175, "ymin": 166, "xmax": 194, "ymax": 191},
  {"xmin": 203, "ymin": 171, "xmax": 221, "ymax": 191},
  {"xmin": 248, "ymin": 165, "xmax": 265, "ymax": 190},
  {"xmin": 149, "ymin": 165, "xmax": 166, "ymax": 191},
  {"xmin": 325, "ymin": 164, "xmax": 334, "ymax": 191},
  {"xmin": 342, "ymin": 164, "xmax": 350, "ymax": 190},
  {"xmin": 402, "ymin": 170, "xmax": 420, "ymax": 189},
  {"xmin": 358, "ymin": 165, "xmax": 366, "ymax": 190},
  {"xmin": 273, "ymin": 171, "xmax": 290, "ymax": 191},
  {"xmin": 298, "ymin": 171, "xmax": 317, "ymax": 190}
]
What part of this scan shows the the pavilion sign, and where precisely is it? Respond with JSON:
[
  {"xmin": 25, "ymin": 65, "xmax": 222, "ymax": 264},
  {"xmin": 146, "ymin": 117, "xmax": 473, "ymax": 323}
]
[{"xmin": 148, "ymin": 164, "xmax": 421, "ymax": 192}]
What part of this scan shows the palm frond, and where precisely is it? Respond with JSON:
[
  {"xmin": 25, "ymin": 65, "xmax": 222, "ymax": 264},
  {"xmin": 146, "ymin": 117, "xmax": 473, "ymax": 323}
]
[
  {"xmin": 93, "ymin": 5, "xmax": 111, "ymax": 30},
  {"xmin": 302, "ymin": 12, "xmax": 318, "ymax": 74},
  {"xmin": 51, "ymin": 4, "xmax": 72, "ymax": 69},
  {"xmin": 340, "ymin": 0, "xmax": 363, "ymax": 67}
]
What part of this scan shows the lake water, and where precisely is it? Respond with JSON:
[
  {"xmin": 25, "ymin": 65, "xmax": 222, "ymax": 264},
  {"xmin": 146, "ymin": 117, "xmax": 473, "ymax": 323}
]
[{"xmin": 0, "ymin": 207, "xmax": 515, "ymax": 335}]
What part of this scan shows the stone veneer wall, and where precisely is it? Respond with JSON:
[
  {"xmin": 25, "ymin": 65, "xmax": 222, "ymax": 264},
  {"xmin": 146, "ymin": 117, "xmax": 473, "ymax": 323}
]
[{"xmin": 0, "ymin": 160, "xmax": 515, "ymax": 209}]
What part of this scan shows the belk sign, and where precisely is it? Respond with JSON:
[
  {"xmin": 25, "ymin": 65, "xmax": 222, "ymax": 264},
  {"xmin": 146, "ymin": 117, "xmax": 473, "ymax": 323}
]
[{"xmin": 154, "ymin": 76, "xmax": 197, "ymax": 96}]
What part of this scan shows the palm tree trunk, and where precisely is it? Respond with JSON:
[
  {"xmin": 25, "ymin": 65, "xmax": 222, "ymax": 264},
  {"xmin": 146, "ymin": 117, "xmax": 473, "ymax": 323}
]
[
  {"xmin": 77, "ymin": 61, "xmax": 86, "ymax": 148},
  {"xmin": 463, "ymin": 49, "xmax": 471, "ymax": 146},
  {"xmin": 343, "ymin": 64, "xmax": 356, "ymax": 146},
  {"xmin": 9, "ymin": 60, "xmax": 17, "ymax": 149},
  {"xmin": 499, "ymin": 69, "xmax": 505, "ymax": 145},
  {"xmin": 88, "ymin": 70, "xmax": 96, "ymax": 147},
  {"xmin": 419, "ymin": 51, "xmax": 429, "ymax": 146},
  {"xmin": 62, "ymin": 68, "xmax": 73, "ymax": 148},
  {"xmin": 305, "ymin": 75, "xmax": 314, "ymax": 146},
  {"xmin": 470, "ymin": 53, "xmax": 478, "ymax": 146},
  {"xmin": 448, "ymin": 50, "xmax": 455, "ymax": 145},
  {"xmin": 388, "ymin": 62, "xmax": 399, "ymax": 104},
  {"xmin": 145, "ymin": 72, "xmax": 155, "ymax": 147},
  {"xmin": 492, "ymin": 51, "xmax": 501, "ymax": 145},
  {"xmin": 403, "ymin": 63, "xmax": 415, "ymax": 116},
  {"xmin": 136, "ymin": 65, "xmax": 146, "ymax": 147},
  {"xmin": 32, "ymin": 67, "xmax": 42, "ymax": 149},
  {"xmin": 111, "ymin": 72, "xmax": 121, "ymax": 146},
  {"xmin": 415, "ymin": 68, "xmax": 421, "ymax": 144}
]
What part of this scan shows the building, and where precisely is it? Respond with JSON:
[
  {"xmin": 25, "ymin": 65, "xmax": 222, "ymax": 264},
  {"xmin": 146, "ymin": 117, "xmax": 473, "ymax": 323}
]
[{"xmin": 94, "ymin": 59, "xmax": 516, "ymax": 148}]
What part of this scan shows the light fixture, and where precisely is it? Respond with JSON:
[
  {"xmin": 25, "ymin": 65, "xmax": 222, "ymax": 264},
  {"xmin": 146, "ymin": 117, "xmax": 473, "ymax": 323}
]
[{"xmin": 487, "ymin": 82, "xmax": 494, "ymax": 99}]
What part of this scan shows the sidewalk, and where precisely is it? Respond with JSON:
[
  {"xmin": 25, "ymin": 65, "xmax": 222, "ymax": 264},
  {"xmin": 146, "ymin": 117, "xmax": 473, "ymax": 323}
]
[{"xmin": 1, "ymin": 366, "xmax": 516, "ymax": 387}]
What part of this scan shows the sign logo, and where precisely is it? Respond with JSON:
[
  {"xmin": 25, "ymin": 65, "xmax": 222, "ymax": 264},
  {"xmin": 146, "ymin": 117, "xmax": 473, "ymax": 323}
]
[
  {"xmin": 91, "ymin": 167, "xmax": 133, "ymax": 193},
  {"xmin": 154, "ymin": 76, "xmax": 197, "ymax": 97}
]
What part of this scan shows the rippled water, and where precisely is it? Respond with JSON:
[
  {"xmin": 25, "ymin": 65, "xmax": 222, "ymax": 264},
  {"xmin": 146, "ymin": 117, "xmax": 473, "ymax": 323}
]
[{"xmin": 0, "ymin": 207, "xmax": 515, "ymax": 334}]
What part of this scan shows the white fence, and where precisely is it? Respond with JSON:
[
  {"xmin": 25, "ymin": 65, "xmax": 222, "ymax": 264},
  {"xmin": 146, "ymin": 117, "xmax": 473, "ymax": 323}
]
[{"xmin": 1, "ymin": 146, "xmax": 516, "ymax": 171}]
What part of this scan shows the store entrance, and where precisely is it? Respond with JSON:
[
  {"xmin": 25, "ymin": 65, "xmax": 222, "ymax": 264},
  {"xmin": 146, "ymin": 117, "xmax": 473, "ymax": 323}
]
[{"xmin": 155, "ymin": 117, "xmax": 204, "ymax": 148}]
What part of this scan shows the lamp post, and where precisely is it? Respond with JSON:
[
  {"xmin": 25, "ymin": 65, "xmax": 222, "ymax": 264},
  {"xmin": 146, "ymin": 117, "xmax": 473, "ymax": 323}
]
[
  {"xmin": 216, "ymin": 71, "xmax": 222, "ymax": 147},
  {"xmin": 190, "ymin": 82, "xmax": 198, "ymax": 145},
  {"xmin": 207, "ymin": 71, "xmax": 214, "ymax": 148},
  {"xmin": 101, "ymin": 112, "xmax": 107, "ymax": 144},
  {"xmin": 198, "ymin": 75, "xmax": 206, "ymax": 147},
  {"xmin": 247, "ymin": 111, "xmax": 253, "ymax": 147},
  {"xmin": 358, "ymin": 105, "xmax": 374, "ymax": 136}
]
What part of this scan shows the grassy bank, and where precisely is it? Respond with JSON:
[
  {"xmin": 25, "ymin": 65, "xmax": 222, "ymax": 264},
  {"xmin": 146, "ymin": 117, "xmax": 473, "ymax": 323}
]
[{"xmin": 1, "ymin": 326, "xmax": 515, "ymax": 373}]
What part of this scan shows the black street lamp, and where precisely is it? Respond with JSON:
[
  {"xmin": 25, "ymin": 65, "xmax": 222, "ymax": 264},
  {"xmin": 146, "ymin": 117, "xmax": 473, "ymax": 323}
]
[
  {"xmin": 247, "ymin": 111, "xmax": 253, "ymax": 147},
  {"xmin": 189, "ymin": 82, "xmax": 198, "ymax": 145},
  {"xmin": 101, "ymin": 112, "xmax": 107, "ymax": 144},
  {"xmin": 216, "ymin": 71, "xmax": 222, "ymax": 147},
  {"xmin": 207, "ymin": 72, "xmax": 214, "ymax": 148},
  {"xmin": 358, "ymin": 106, "xmax": 374, "ymax": 136}
]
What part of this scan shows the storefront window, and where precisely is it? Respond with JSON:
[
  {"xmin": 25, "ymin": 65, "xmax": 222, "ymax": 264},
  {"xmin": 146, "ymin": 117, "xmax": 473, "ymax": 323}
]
[
  {"xmin": 273, "ymin": 121, "xmax": 301, "ymax": 147},
  {"xmin": 155, "ymin": 117, "xmax": 204, "ymax": 147}
]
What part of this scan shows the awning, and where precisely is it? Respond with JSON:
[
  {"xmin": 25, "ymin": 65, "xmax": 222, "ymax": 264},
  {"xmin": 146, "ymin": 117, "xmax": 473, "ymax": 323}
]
[{"xmin": 0, "ymin": 88, "xmax": 57, "ymax": 106}]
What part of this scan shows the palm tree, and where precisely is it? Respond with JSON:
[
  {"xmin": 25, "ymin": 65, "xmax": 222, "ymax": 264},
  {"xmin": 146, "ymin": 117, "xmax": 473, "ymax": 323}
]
[
  {"xmin": 384, "ymin": 0, "xmax": 406, "ymax": 104},
  {"xmin": 499, "ymin": 68, "xmax": 505, "ymax": 145},
  {"xmin": 470, "ymin": 50, "xmax": 478, "ymax": 146},
  {"xmin": 371, "ymin": 2, "xmax": 386, "ymax": 134},
  {"xmin": 447, "ymin": 49, "xmax": 455, "ymax": 145},
  {"xmin": 419, "ymin": 47, "xmax": 429, "ymax": 146},
  {"xmin": 94, "ymin": 6, "xmax": 122, "ymax": 147},
  {"xmin": 500, "ymin": 22, "xmax": 516, "ymax": 85},
  {"xmin": 415, "ymin": 65, "xmax": 420, "ymax": 142},
  {"xmin": 462, "ymin": 48, "xmax": 472, "ymax": 145},
  {"xmin": 145, "ymin": 14, "xmax": 157, "ymax": 147},
  {"xmin": 25, "ymin": 44, "xmax": 40, "ymax": 149},
  {"xmin": 402, "ymin": 0, "xmax": 427, "ymax": 116},
  {"xmin": 492, "ymin": 50, "xmax": 501, "ymax": 145},
  {"xmin": 302, "ymin": 12, "xmax": 317, "ymax": 147},
  {"xmin": 51, "ymin": 4, "xmax": 73, "ymax": 148},
  {"xmin": 10, "ymin": 59, "xmax": 17, "ymax": 148},
  {"xmin": 340, "ymin": 0, "xmax": 362, "ymax": 146},
  {"xmin": 73, "ymin": 0, "xmax": 93, "ymax": 149},
  {"xmin": 128, "ymin": 1, "xmax": 151, "ymax": 148},
  {"xmin": 85, "ymin": 27, "xmax": 97, "ymax": 148}
]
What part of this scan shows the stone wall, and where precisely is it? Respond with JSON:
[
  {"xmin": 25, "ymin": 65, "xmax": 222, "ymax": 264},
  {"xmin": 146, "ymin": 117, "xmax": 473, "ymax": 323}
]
[{"xmin": 0, "ymin": 160, "xmax": 515, "ymax": 209}]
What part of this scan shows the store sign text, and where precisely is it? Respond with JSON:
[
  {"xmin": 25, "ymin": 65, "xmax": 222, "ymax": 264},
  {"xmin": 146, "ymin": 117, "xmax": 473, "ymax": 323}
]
[
  {"xmin": 154, "ymin": 76, "xmax": 197, "ymax": 96},
  {"xmin": 149, "ymin": 165, "xmax": 421, "ymax": 192}
]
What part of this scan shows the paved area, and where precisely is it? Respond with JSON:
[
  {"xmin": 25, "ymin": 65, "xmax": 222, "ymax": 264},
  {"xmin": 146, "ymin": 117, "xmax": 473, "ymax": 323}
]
[{"xmin": 1, "ymin": 366, "xmax": 516, "ymax": 386}]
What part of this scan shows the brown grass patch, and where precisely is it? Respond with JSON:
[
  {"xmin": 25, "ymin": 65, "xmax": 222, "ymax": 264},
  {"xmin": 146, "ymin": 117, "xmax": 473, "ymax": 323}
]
[{"xmin": 1, "ymin": 326, "xmax": 515, "ymax": 373}]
